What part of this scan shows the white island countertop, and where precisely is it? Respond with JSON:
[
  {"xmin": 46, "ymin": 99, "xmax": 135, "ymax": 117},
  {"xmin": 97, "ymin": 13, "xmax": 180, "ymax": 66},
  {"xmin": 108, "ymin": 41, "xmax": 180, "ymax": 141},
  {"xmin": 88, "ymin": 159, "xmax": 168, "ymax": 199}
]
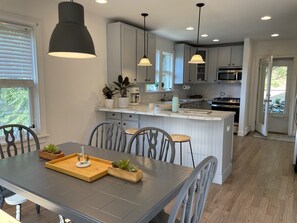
[{"xmin": 95, "ymin": 104, "xmax": 235, "ymax": 121}]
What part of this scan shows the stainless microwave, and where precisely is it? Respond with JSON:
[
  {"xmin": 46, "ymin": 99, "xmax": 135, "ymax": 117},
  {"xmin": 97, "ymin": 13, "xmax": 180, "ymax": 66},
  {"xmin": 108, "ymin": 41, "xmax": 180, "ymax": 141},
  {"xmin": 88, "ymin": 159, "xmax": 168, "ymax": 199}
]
[{"xmin": 217, "ymin": 67, "xmax": 242, "ymax": 83}]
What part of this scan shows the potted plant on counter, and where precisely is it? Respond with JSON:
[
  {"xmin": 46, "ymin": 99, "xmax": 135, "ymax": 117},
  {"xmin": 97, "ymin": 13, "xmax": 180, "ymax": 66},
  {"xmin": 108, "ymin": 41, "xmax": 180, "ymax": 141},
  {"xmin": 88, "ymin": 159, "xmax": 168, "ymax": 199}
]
[
  {"xmin": 102, "ymin": 84, "xmax": 116, "ymax": 109},
  {"xmin": 113, "ymin": 74, "xmax": 132, "ymax": 108}
]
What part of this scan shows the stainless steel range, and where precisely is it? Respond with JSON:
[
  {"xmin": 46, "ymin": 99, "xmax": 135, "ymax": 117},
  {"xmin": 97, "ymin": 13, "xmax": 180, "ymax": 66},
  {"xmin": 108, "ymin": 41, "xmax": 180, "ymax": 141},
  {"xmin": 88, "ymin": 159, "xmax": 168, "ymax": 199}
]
[{"xmin": 211, "ymin": 97, "xmax": 240, "ymax": 133}]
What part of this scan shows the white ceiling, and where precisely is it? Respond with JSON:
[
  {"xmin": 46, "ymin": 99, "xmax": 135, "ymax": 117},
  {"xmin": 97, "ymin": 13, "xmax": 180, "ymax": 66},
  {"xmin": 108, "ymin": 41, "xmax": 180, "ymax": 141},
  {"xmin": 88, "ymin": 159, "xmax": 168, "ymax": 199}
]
[{"xmin": 77, "ymin": 0, "xmax": 297, "ymax": 45}]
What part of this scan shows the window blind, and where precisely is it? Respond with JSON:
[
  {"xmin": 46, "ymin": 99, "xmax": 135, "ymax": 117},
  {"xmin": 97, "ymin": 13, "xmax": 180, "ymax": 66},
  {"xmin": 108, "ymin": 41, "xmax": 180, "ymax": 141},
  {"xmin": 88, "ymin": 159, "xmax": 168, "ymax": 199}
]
[{"xmin": 0, "ymin": 23, "xmax": 34, "ymax": 80}]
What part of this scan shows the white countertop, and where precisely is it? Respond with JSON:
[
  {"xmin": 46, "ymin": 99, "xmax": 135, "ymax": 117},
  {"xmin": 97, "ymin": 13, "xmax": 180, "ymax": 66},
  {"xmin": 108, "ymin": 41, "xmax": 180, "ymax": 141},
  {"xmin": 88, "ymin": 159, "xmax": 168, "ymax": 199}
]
[{"xmin": 95, "ymin": 104, "xmax": 235, "ymax": 121}]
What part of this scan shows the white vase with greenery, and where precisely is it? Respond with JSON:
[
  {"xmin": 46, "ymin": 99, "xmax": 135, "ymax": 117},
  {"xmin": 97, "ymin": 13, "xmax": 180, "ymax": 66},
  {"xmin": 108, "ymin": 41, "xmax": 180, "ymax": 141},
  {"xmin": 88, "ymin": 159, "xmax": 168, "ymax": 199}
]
[{"xmin": 114, "ymin": 75, "xmax": 132, "ymax": 108}]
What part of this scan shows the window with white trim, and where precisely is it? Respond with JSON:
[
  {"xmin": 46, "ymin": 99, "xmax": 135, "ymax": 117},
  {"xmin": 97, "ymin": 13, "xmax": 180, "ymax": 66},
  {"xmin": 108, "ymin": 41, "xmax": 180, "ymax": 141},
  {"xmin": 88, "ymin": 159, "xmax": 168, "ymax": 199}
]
[
  {"xmin": 146, "ymin": 50, "xmax": 174, "ymax": 92},
  {"xmin": 0, "ymin": 22, "xmax": 38, "ymax": 128}
]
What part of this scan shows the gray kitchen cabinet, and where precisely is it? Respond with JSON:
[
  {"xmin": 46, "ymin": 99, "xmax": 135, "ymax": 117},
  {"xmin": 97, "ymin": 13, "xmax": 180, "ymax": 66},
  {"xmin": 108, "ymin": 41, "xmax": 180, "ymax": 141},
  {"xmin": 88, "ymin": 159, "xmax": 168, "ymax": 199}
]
[
  {"xmin": 174, "ymin": 43, "xmax": 208, "ymax": 84},
  {"xmin": 107, "ymin": 22, "xmax": 156, "ymax": 85},
  {"xmin": 190, "ymin": 46, "xmax": 208, "ymax": 83},
  {"xmin": 106, "ymin": 112, "xmax": 140, "ymax": 130},
  {"xmin": 206, "ymin": 47, "xmax": 218, "ymax": 83},
  {"xmin": 217, "ymin": 45, "xmax": 243, "ymax": 67},
  {"xmin": 136, "ymin": 30, "xmax": 156, "ymax": 84},
  {"xmin": 107, "ymin": 22, "xmax": 137, "ymax": 84},
  {"xmin": 174, "ymin": 43, "xmax": 191, "ymax": 84}
]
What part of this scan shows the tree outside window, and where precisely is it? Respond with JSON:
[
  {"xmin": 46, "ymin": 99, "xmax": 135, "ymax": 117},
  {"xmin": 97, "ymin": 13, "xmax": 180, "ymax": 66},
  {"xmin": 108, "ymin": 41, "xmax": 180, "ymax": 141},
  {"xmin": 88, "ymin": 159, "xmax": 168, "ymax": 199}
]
[{"xmin": 0, "ymin": 22, "xmax": 37, "ymax": 129}]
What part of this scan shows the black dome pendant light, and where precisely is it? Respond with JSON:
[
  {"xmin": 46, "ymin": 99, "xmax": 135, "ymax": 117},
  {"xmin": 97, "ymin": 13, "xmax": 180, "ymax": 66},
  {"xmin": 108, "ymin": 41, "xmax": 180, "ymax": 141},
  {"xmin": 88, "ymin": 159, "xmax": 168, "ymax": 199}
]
[
  {"xmin": 138, "ymin": 13, "xmax": 152, "ymax": 66},
  {"xmin": 48, "ymin": 0, "xmax": 96, "ymax": 59},
  {"xmin": 189, "ymin": 3, "xmax": 205, "ymax": 64}
]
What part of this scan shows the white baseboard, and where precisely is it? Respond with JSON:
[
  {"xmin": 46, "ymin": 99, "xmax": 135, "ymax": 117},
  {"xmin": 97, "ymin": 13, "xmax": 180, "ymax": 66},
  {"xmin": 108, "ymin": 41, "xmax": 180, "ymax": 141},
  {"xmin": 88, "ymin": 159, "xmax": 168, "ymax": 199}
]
[
  {"xmin": 212, "ymin": 163, "xmax": 232, "ymax": 185},
  {"xmin": 237, "ymin": 126, "xmax": 250, "ymax": 136}
]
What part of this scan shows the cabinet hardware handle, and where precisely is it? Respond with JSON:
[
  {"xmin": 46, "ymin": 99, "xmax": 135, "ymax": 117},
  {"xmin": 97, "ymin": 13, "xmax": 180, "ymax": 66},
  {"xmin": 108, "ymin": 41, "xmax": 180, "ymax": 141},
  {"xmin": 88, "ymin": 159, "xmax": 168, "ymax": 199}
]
[
  {"xmin": 129, "ymin": 115, "xmax": 132, "ymax": 117},
  {"xmin": 148, "ymin": 79, "xmax": 150, "ymax": 81},
  {"xmin": 134, "ymin": 78, "xmax": 136, "ymax": 81},
  {"xmin": 112, "ymin": 114, "xmax": 115, "ymax": 116},
  {"xmin": 123, "ymin": 123, "xmax": 126, "ymax": 125}
]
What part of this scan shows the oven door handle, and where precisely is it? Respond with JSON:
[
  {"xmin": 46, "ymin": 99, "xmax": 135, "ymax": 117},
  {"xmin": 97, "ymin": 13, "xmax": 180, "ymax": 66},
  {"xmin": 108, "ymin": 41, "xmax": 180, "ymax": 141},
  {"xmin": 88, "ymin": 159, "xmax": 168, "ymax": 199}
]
[{"xmin": 211, "ymin": 104, "xmax": 240, "ymax": 109}]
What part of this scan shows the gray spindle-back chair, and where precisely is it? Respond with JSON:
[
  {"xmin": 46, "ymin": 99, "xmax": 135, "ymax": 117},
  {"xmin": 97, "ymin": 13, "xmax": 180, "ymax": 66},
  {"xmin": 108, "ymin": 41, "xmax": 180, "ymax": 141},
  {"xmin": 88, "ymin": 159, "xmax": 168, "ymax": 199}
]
[
  {"xmin": 150, "ymin": 156, "xmax": 217, "ymax": 223},
  {"xmin": 88, "ymin": 122, "xmax": 127, "ymax": 152},
  {"xmin": 0, "ymin": 124, "xmax": 41, "ymax": 221},
  {"xmin": 126, "ymin": 127, "xmax": 175, "ymax": 163}
]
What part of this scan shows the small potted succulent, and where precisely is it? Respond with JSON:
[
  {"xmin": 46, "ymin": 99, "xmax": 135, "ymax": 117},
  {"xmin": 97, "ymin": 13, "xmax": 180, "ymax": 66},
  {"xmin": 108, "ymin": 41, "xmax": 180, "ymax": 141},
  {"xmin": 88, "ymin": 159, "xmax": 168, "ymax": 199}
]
[
  {"xmin": 107, "ymin": 159, "xmax": 143, "ymax": 183},
  {"xmin": 113, "ymin": 75, "xmax": 132, "ymax": 108},
  {"xmin": 39, "ymin": 144, "xmax": 64, "ymax": 160},
  {"xmin": 102, "ymin": 84, "xmax": 116, "ymax": 109}
]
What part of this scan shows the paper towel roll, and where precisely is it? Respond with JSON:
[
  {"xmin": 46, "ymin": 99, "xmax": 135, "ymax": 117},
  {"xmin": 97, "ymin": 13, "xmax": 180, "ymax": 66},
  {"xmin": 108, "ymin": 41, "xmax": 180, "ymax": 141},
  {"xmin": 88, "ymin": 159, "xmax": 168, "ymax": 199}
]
[{"xmin": 182, "ymin": 85, "xmax": 191, "ymax": 90}]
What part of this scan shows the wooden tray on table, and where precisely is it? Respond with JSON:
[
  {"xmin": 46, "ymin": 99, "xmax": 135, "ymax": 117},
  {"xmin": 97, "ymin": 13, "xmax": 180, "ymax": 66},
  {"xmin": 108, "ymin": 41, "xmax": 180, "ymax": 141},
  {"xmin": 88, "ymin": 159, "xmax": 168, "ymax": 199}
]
[{"xmin": 45, "ymin": 153, "xmax": 112, "ymax": 182}]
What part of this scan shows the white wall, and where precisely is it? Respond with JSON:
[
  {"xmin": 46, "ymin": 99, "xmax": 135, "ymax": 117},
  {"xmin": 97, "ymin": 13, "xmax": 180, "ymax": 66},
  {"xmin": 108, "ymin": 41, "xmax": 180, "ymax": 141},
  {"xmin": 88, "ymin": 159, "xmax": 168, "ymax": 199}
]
[
  {"xmin": 248, "ymin": 39, "xmax": 297, "ymax": 135},
  {"xmin": 238, "ymin": 38, "xmax": 254, "ymax": 136},
  {"xmin": 1, "ymin": 0, "xmax": 108, "ymax": 144}
]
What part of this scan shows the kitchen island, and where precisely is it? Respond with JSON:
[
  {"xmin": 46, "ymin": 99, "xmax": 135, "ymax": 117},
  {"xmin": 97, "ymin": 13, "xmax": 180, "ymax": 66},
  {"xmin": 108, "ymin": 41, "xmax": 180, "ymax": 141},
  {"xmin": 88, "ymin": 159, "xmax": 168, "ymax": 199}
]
[{"xmin": 96, "ymin": 105, "xmax": 235, "ymax": 185}]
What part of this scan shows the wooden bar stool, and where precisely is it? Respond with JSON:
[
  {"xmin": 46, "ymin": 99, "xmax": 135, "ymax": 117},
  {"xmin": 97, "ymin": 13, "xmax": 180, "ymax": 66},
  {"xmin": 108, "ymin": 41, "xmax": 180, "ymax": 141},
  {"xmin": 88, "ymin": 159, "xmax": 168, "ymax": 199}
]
[
  {"xmin": 170, "ymin": 134, "xmax": 195, "ymax": 168},
  {"xmin": 125, "ymin": 128, "xmax": 142, "ymax": 153},
  {"xmin": 125, "ymin": 128, "xmax": 139, "ymax": 135}
]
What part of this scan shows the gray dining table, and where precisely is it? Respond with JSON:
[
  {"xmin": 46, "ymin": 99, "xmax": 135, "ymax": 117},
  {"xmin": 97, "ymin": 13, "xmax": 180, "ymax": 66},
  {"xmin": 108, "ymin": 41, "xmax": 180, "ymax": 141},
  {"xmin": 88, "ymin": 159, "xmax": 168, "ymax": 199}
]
[{"xmin": 0, "ymin": 142, "xmax": 193, "ymax": 223}]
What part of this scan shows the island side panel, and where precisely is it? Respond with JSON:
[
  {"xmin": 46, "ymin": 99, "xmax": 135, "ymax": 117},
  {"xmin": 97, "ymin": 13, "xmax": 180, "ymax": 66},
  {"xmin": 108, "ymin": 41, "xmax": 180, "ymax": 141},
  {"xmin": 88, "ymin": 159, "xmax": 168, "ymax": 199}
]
[{"xmin": 139, "ymin": 115, "xmax": 233, "ymax": 185}]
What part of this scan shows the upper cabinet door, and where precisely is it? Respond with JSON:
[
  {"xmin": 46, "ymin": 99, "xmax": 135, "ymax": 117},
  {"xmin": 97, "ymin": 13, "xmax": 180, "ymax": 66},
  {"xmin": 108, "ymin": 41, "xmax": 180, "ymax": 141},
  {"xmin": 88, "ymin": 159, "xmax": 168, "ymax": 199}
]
[
  {"xmin": 230, "ymin": 45, "xmax": 243, "ymax": 67},
  {"xmin": 189, "ymin": 46, "xmax": 197, "ymax": 83},
  {"xmin": 183, "ymin": 44, "xmax": 191, "ymax": 84},
  {"xmin": 207, "ymin": 47, "xmax": 218, "ymax": 83},
  {"xmin": 136, "ymin": 30, "xmax": 156, "ymax": 84},
  {"xmin": 189, "ymin": 47, "xmax": 207, "ymax": 83},
  {"xmin": 136, "ymin": 29, "xmax": 147, "ymax": 83},
  {"xmin": 146, "ymin": 33, "xmax": 156, "ymax": 84},
  {"xmin": 217, "ymin": 45, "xmax": 243, "ymax": 67},
  {"xmin": 107, "ymin": 23, "xmax": 137, "ymax": 84},
  {"xmin": 217, "ymin": 46, "xmax": 232, "ymax": 67},
  {"xmin": 121, "ymin": 24, "xmax": 137, "ymax": 83}
]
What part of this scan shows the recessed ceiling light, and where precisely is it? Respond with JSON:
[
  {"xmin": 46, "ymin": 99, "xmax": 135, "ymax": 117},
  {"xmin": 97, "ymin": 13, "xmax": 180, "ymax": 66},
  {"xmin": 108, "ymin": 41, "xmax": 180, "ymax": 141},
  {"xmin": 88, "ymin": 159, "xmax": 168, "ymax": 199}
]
[
  {"xmin": 271, "ymin": 33, "xmax": 279, "ymax": 37},
  {"xmin": 213, "ymin": 39, "xmax": 219, "ymax": 42},
  {"xmin": 261, "ymin": 16, "xmax": 271, "ymax": 20},
  {"xmin": 186, "ymin": 27, "xmax": 194, "ymax": 30},
  {"xmin": 96, "ymin": 0, "xmax": 107, "ymax": 3},
  {"xmin": 201, "ymin": 34, "xmax": 208, "ymax": 37}
]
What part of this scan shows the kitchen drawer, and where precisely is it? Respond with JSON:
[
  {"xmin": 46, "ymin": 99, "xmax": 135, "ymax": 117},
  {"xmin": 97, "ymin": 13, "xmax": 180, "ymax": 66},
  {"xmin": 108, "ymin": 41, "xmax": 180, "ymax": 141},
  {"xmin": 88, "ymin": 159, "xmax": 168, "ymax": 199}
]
[
  {"xmin": 122, "ymin": 113, "xmax": 139, "ymax": 121},
  {"xmin": 107, "ymin": 112, "xmax": 121, "ymax": 120}
]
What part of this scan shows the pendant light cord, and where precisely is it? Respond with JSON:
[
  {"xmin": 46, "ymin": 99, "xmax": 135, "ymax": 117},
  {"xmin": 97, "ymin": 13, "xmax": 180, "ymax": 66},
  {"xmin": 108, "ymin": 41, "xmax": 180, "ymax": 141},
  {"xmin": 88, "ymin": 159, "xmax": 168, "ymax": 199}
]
[
  {"xmin": 141, "ymin": 13, "xmax": 148, "ymax": 58},
  {"xmin": 144, "ymin": 15, "xmax": 146, "ymax": 57},
  {"xmin": 196, "ymin": 3, "xmax": 204, "ymax": 54}
]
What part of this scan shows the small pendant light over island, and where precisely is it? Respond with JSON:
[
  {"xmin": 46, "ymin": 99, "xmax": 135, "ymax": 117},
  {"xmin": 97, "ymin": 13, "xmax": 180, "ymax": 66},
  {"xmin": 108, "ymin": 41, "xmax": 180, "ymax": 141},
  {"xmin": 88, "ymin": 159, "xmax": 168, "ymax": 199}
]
[
  {"xmin": 189, "ymin": 3, "xmax": 205, "ymax": 64},
  {"xmin": 138, "ymin": 13, "xmax": 152, "ymax": 66}
]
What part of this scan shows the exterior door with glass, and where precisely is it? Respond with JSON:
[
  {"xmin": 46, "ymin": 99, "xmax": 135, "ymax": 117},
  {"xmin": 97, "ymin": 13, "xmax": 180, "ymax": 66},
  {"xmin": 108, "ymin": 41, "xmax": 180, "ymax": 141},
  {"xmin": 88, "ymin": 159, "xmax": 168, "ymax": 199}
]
[
  {"xmin": 256, "ymin": 56, "xmax": 273, "ymax": 136},
  {"xmin": 256, "ymin": 57, "xmax": 293, "ymax": 135},
  {"xmin": 267, "ymin": 59, "xmax": 292, "ymax": 133}
]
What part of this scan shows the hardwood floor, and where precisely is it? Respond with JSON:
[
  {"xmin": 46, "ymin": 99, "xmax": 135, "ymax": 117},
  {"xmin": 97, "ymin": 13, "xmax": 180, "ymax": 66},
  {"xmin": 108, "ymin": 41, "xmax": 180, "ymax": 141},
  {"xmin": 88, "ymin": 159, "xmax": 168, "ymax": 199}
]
[
  {"xmin": 2, "ymin": 133, "xmax": 296, "ymax": 223},
  {"xmin": 201, "ymin": 133, "xmax": 296, "ymax": 223}
]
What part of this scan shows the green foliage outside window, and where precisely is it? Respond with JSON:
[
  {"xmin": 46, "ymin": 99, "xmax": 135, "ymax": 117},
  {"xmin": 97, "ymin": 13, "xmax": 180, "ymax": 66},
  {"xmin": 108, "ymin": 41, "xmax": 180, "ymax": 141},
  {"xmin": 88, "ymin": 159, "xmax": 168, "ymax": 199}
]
[
  {"xmin": 271, "ymin": 66, "xmax": 287, "ymax": 88},
  {"xmin": 0, "ymin": 88, "xmax": 31, "ymax": 126}
]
